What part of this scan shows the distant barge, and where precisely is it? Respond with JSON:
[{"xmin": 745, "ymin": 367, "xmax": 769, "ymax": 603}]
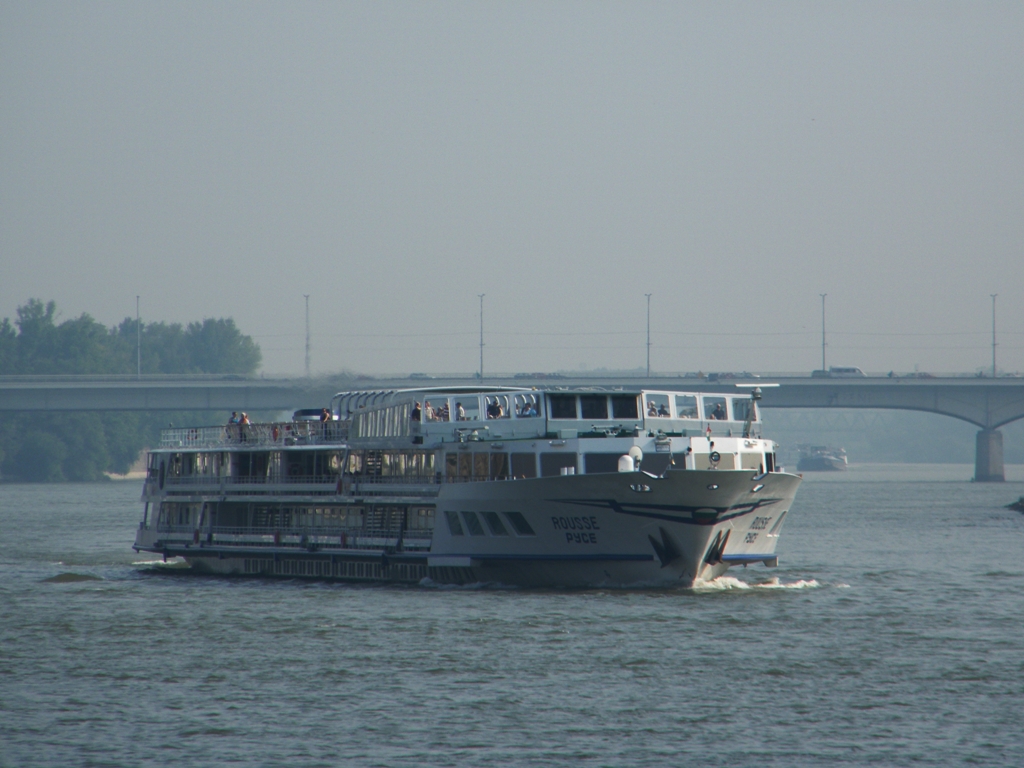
[{"xmin": 796, "ymin": 445, "xmax": 848, "ymax": 472}]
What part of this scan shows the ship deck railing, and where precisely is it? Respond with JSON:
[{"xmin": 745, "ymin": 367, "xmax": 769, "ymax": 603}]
[
  {"xmin": 159, "ymin": 473, "xmax": 441, "ymax": 491},
  {"xmin": 158, "ymin": 473, "xmax": 525, "ymax": 490},
  {"xmin": 161, "ymin": 474, "xmax": 342, "ymax": 487},
  {"xmin": 160, "ymin": 422, "xmax": 349, "ymax": 449},
  {"xmin": 154, "ymin": 523, "xmax": 433, "ymax": 551}
]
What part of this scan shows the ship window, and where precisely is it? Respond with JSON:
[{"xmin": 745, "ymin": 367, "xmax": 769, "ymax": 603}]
[
  {"xmin": 483, "ymin": 511, "xmax": 509, "ymax": 536},
  {"xmin": 740, "ymin": 453, "xmax": 763, "ymax": 470},
  {"xmin": 423, "ymin": 399, "xmax": 447, "ymax": 423},
  {"xmin": 446, "ymin": 453, "xmax": 458, "ymax": 479},
  {"xmin": 421, "ymin": 452, "xmax": 436, "ymax": 476},
  {"xmin": 364, "ymin": 450, "xmax": 383, "ymax": 476},
  {"xmin": 541, "ymin": 453, "xmax": 577, "ymax": 477},
  {"xmin": 346, "ymin": 451, "xmax": 364, "ymax": 475},
  {"xmin": 490, "ymin": 453, "xmax": 509, "ymax": 480},
  {"xmin": 511, "ymin": 453, "xmax": 537, "ymax": 479},
  {"xmin": 445, "ymin": 511, "xmax": 464, "ymax": 535},
  {"xmin": 644, "ymin": 394, "xmax": 670, "ymax": 418},
  {"xmin": 288, "ymin": 452, "xmax": 312, "ymax": 478},
  {"xmin": 216, "ymin": 503, "xmax": 246, "ymax": 528},
  {"xmin": 514, "ymin": 394, "xmax": 541, "ymax": 418},
  {"xmin": 611, "ymin": 395, "xmax": 639, "ymax": 419},
  {"xmin": 327, "ymin": 450, "xmax": 344, "ymax": 475},
  {"xmin": 485, "ymin": 395, "xmax": 511, "ymax": 419},
  {"xmin": 584, "ymin": 453, "xmax": 622, "ymax": 474},
  {"xmin": 549, "ymin": 395, "xmax": 577, "ymax": 419},
  {"xmin": 461, "ymin": 511, "xmax": 486, "ymax": 536},
  {"xmin": 458, "ymin": 453, "xmax": 473, "ymax": 478},
  {"xmin": 400, "ymin": 450, "xmax": 433, "ymax": 477},
  {"xmin": 642, "ymin": 453, "xmax": 673, "ymax": 475},
  {"xmin": 410, "ymin": 508, "xmax": 434, "ymax": 531},
  {"xmin": 505, "ymin": 512, "xmax": 536, "ymax": 536},
  {"xmin": 455, "ymin": 398, "xmax": 480, "ymax": 422},
  {"xmin": 344, "ymin": 507, "xmax": 364, "ymax": 529},
  {"xmin": 473, "ymin": 453, "xmax": 489, "ymax": 479},
  {"xmin": 732, "ymin": 399, "xmax": 756, "ymax": 423},
  {"xmin": 703, "ymin": 396, "xmax": 728, "ymax": 421},
  {"xmin": 580, "ymin": 395, "xmax": 608, "ymax": 420},
  {"xmin": 674, "ymin": 395, "xmax": 699, "ymax": 419}
]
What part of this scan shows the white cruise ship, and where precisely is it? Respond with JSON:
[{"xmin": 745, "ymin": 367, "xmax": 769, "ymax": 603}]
[{"xmin": 133, "ymin": 385, "xmax": 801, "ymax": 587}]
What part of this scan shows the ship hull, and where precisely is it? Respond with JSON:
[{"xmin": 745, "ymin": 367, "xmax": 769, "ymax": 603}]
[{"xmin": 136, "ymin": 469, "xmax": 800, "ymax": 588}]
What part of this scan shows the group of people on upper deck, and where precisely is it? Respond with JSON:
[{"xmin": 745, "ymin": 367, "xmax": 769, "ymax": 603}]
[
  {"xmin": 647, "ymin": 402, "xmax": 670, "ymax": 417},
  {"xmin": 645, "ymin": 401, "xmax": 726, "ymax": 419},
  {"xmin": 410, "ymin": 400, "xmax": 451, "ymax": 422},
  {"xmin": 410, "ymin": 397, "xmax": 539, "ymax": 423}
]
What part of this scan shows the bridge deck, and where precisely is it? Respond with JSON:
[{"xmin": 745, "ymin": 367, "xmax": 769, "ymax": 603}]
[{"xmin": 2, "ymin": 374, "xmax": 1023, "ymax": 428}]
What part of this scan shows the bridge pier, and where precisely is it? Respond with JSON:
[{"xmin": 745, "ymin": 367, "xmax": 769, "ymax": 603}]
[{"xmin": 975, "ymin": 429, "xmax": 1004, "ymax": 482}]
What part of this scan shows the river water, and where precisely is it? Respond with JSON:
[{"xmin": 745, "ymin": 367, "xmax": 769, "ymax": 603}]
[{"xmin": 2, "ymin": 465, "xmax": 1023, "ymax": 767}]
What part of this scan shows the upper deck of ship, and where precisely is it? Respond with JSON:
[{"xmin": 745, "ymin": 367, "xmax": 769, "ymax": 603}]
[
  {"xmin": 157, "ymin": 386, "xmax": 764, "ymax": 451},
  {"xmin": 340, "ymin": 385, "xmax": 762, "ymax": 445}
]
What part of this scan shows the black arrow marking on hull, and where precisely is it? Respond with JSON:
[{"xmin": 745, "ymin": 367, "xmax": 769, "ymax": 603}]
[
  {"xmin": 703, "ymin": 529, "xmax": 731, "ymax": 565},
  {"xmin": 648, "ymin": 526, "xmax": 682, "ymax": 568}
]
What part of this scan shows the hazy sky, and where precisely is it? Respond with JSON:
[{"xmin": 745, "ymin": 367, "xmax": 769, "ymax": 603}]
[{"xmin": 2, "ymin": 2, "xmax": 1022, "ymax": 376}]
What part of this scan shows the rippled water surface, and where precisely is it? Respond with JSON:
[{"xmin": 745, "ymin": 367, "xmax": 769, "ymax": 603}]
[{"xmin": 2, "ymin": 466, "xmax": 1023, "ymax": 766}]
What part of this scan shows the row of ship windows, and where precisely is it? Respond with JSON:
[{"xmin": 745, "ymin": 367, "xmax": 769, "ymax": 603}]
[
  {"xmin": 352, "ymin": 393, "xmax": 758, "ymax": 438},
  {"xmin": 157, "ymin": 502, "xmax": 434, "ymax": 531},
  {"xmin": 445, "ymin": 451, "xmax": 681, "ymax": 479},
  {"xmin": 243, "ymin": 558, "xmax": 427, "ymax": 581},
  {"xmin": 548, "ymin": 393, "xmax": 754, "ymax": 422},
  {"xmin": 445, "ymin": 510, "xmax": 536, "ymax": 537}
]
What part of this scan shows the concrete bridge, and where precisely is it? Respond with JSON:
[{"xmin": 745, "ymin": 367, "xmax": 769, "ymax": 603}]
[{"xmin": 2, "ymin": 373, "xmax": 1022, "ymax": 481}]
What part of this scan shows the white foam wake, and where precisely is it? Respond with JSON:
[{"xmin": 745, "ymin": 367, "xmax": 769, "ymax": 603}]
[
  {"xmin": 692, "ymin": 575, "xmax": 828, "ymax": 591},
  {"xmin": 133, "ymin": 556, "xmax": 190, "ymax": 568}
]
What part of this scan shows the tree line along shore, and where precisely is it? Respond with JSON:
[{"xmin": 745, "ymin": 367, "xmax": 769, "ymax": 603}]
[{"xmin": 0, "ymin": 299, "xmax": 261, "ymax": 482}]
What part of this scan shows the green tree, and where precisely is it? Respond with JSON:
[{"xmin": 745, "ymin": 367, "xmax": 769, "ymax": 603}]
[
  {"xmin": 0, "ymin": 299, "xmax": 262, "ymax": 482},
  {"xmin": 186, "ymin": 318, "xmax": 262, "ymax": 374}
]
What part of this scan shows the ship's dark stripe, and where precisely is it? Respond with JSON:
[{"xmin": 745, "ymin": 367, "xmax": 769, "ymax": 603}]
[
  {"xmin": 549, "ymin": 497, "xmax": 783, "ymax": 524},
  {"xmin": 151, "ymin": 546, "xmax": 428, "ymax": 562},
  {"xmin": 148, "ymin": 547, "xmax": 654, "ymax": 564},
  {"xmin": 441, "ymin": 553, "xmax": 655, "ymax": 562}
]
